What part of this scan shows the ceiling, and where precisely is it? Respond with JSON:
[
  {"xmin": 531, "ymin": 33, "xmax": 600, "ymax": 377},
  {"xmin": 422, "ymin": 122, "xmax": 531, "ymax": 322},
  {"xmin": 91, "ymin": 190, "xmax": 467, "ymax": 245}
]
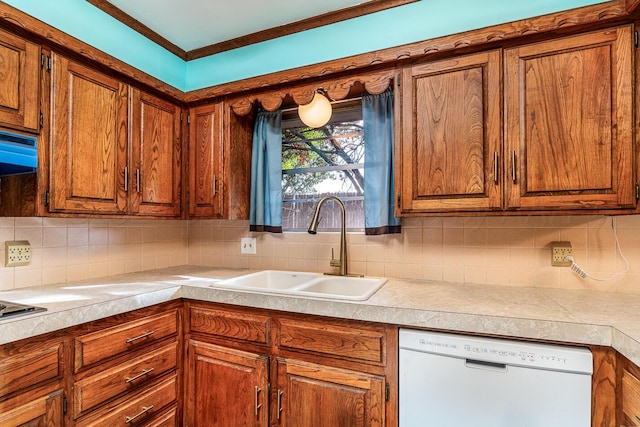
[{"xmin": 98, "ymin": 0, "xmax": 401, "ymax": 57}]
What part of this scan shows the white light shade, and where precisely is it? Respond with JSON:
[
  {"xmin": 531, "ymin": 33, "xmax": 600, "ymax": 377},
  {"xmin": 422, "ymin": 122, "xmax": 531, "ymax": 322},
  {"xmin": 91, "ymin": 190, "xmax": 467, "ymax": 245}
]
[{"xmin": 298, "ymin": 92, "xmax": 332, "ymax": 128}]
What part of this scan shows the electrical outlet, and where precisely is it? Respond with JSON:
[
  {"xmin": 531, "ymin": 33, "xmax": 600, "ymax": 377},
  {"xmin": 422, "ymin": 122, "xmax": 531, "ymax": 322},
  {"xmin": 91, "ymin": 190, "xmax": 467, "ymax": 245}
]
[
  {"xmin": 240, "ymin": 237, "xmax": 257, "ymax": 255},
  {"xmin": 551, "ymin": 241, "xmax": 572, "ymax": 267},
  {"xmin": 5, "ymin": 240, "xmax": 32, "ymax": 267}
]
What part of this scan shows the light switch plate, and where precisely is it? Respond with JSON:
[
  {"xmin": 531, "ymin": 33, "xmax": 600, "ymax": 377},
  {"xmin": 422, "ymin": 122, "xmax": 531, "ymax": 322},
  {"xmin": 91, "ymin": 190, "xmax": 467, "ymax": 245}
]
[{"xmin": 241, "ymin": 237, "xmax": 256, "ymax": 255}]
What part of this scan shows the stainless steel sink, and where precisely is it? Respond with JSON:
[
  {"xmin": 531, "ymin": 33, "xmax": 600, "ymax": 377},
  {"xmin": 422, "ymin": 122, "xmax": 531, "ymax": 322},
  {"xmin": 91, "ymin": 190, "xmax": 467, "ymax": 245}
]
[{"xmin": 211, "ymin": 270, "xmax": 386, "ymax": 301}]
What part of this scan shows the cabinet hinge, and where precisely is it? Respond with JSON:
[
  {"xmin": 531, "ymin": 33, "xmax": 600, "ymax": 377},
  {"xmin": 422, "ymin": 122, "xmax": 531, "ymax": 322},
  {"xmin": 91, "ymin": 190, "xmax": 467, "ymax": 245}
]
[
  {"xmin": 385, "ymin": 383, "xmax": 390, "ymax": 401},
  {"xmin": 40, "ymin": 54, "xmax": 51, "ymax": 71},
  {"xmin": 44, "ymin": 190, "xmax": 50, "ymax": 206},
  {"xmin": 396, "ymin": 193, "xmax": 400, "ymax": 208},
  {"xmin": 63, "ymin": 394, "xmax": 67, "ymax": 414},
  {"xmin": 636, "ymin": 182, "xmax": 639, "ymax": 200},
  {"xmin": 39, "ymin": 111, "xmax": 43, "ymax": 129},
  {"xmin": 187, "ymin": 113, "xmax": 191, "ymax": 124},
  {"xmin": 396, "ymin": 74, "xmax": 401, "ymax": 88},
  {"xmin": 635, "ymin": 30, "xmax": 639, "ymax": 48}
]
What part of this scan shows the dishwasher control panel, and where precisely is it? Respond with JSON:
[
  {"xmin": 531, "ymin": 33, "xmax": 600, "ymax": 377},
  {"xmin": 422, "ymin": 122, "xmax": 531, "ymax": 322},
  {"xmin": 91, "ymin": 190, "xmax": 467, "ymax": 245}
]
[{"xmin": 399, "ymin": 329, "xmax": 593, "ymax": 374}]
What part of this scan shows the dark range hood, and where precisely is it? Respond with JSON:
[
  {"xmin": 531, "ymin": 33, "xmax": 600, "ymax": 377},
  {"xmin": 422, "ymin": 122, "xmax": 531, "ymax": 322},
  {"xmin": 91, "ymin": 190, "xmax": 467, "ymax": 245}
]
[{"xmin": 0, "ymin": 129, "xmax": 38, "ymax": 177}]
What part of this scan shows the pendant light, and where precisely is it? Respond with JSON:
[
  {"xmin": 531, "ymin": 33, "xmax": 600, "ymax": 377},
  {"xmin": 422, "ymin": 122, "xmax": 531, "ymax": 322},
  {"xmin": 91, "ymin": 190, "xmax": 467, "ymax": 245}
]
[{"xmin": 298, "ymin": 90, "xmax": 332, "ymax": 128}]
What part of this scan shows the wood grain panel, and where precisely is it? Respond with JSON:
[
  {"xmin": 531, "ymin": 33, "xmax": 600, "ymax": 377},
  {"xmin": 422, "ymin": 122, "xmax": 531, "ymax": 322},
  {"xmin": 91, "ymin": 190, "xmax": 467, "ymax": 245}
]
[
  {"xmin": 0, "ymin": 341, "xmax": 62, "ymax": 399},
  {"xmin": 523, "ymin": 46, "xmax": 612, "ymax": 192},
  {"xmin": 188, "ymin": 102, "xmax": 224, "ymax": 218},
  {"xmin": 398, "ymin": 50, "xmax": 502, "ymax": 213},
  {"xmin": 415, "ymin": 67, "xmax": 485, "ymax": 197},
  {"xmin": 130, "ymin": 88, "xmax": 182, "ymax": 216},
  {"xmin": 0, "ymin": 27, "xmax": 40, "ymax": 131},
  {"xmin": 277, "ymin": 358, "xmax": 384, "ymax": 427},
  {"xmin": 0, "ymin": 388, "xmax": 63, "ymax": 427},
  {"xmin": 591, "ymin": 346, "xmax": 617, "ymax": 427},
  {"xmin": 185, "ymin": 340, "xmax": 269, "ymax": 427},
  {"xmin": 505, "ymin": 25, "xmax": 634, "ymax": 210},
  {"xmin": 622, "ymin": 369, "xmax": 640, "ymax": 426},
  {"xmin": 75, "ymin": 373, "xmax": 177, "ymax": 427},
  {"xmin": 74, "ymin": 310, "xmax": 178, "ymax": 372},
  {"xmin": 279, "ymin": 318, "xmax": 384, "ymax": 364},
  {"xmin": 189, "ymin": 305, "xmax": 270, "ymax": 345},
  {"xmin": 72, "ymin": 341, "xmax": 178, "ymax": 418},
  {"xmin": 49, "ymin": 53, "xmax": 128, "ymax": 214}
]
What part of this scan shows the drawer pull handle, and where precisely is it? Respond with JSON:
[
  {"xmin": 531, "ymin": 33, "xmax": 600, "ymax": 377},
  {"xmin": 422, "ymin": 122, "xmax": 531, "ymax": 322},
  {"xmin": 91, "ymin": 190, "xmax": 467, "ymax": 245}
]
[
  {"xmin": 254, "ymin": 386, "xmax": 262, "ymax": 416},
  {"xmin": 125, "ymin": 405, "xmax": 154, "ymax": 424},
  {"xmin": 126, "ymin": 331, "xmax": 155, "ymax": 344},
  {"xmin": 125, "ymin": 367, "xmax": 155, "ymax": 383},
  {"xmin": 277, "ymin": 389, "xmax": 283, "ymax": 420}
]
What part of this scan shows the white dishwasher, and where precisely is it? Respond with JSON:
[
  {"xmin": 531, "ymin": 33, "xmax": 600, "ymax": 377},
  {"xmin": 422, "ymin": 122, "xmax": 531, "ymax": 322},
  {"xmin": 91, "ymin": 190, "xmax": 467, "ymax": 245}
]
[{"xmin": 399, "ymin": 329, "xmax": 593, "ymax": 427}]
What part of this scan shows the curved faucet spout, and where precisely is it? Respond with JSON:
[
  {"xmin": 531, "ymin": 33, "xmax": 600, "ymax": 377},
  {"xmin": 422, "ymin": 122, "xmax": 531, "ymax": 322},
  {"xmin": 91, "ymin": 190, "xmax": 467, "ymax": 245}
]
[{"xmin": 308, "ymin": 196, "xmax": 348, "ymax": 276}]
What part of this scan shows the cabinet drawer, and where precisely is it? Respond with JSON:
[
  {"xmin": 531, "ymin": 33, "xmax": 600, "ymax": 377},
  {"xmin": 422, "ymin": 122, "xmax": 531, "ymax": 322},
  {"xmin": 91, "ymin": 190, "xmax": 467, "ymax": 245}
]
[
  {"xmin": 279, "ymin": 319, "xmax": 384, "ymax": 364},
  {"xmin": 623, "ymin": 369, "xmax": 640, "ymax": 423},
  {"xmin": 75, "ymin": 310, "xmax": 178, "ymax": 371},
  {"xmin": 76, "ymin": 373, "xmax": 177, "ymax": 427},
  {"xmin": 142, "ymin": 406, "xmax": 177, "ymax": 427},
  {"xmin": 73, "ymin": 341, "xmax": 178, "ymax": 418},
  {"xmin": 190, "ymin": 305, "xmax": 270, "ymax": 344},
  {"xmin": 0, "ymin": 341, "xmax": 63, "ymax": 398}
]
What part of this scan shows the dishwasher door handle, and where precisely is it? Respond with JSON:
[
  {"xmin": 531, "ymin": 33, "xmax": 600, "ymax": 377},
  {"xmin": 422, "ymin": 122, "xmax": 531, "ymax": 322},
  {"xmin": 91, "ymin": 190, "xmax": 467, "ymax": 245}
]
[{"xmin": 464, "ymin": 359, "xmax": 508, "ymax": 372}]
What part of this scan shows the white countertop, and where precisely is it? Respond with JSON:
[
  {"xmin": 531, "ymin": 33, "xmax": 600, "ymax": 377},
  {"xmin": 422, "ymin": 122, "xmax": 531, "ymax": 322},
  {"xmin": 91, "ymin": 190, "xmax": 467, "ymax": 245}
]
[{"xmin": 1, "ymin": 266, "xmax": 638, "ymax": 366}]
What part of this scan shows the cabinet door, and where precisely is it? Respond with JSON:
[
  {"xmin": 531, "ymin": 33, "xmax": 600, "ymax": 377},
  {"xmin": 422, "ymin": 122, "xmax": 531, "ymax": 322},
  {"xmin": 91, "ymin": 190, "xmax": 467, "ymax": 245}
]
[
  {"xmin": 185, "ymin": 340, "xmax": 269, "ymax": 427},
  {"xmin": 0, "ymin": 28, "xmax": 40, "ymax": 132},
  {"xmin": 188, "ymin": 102, "xmax": 225, "ymax": 218},
  {"xmin": 0, "ymin": 388, "xmax": 64, "ymax": 427},
  {"xmin": 276, "ymin": 358, "xmax": 385, "ymax": 427},
  {"xmin": 505, "ymin": 26, "xmax": 634, "ymax": 210},
  {"xmin": 49, "ymin": 53, "xmax": 128, "ymax": 213},
  {"xmin": 130, "ymin": 89, "xmax": 182, "ymax": 216},
  {"xmin": 398, "ymin": 50, "xmax": 502, "ymax": 213}
]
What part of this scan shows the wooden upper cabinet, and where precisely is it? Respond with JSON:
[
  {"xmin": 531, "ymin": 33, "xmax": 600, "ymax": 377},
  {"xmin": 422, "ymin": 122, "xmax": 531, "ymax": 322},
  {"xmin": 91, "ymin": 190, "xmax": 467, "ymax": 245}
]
[
  {"xmin": 398, "ymin": 50, "xmax": 502, "ymax": 213},
  {"xmin": 0, "ymin": 28, "xmax": 40, "ymax": 132},
  {"xmin": 130, "ymin": 89, "xmax": 182, "ymax": 217},
  {"xmin": 188, "ymin": 102, "xmax": 225, "ymax": 218},
  {"xmin": 504, "ymin": 25, "xmax": 634, "ymax": 210},
  {"xmin": 49, "ymin": 53, "xmax": 128, "ymax": 214}
]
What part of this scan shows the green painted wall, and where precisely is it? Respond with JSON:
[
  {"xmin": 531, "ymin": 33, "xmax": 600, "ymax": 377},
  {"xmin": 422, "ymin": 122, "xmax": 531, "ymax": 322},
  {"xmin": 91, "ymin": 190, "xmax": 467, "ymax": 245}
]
[{"xmin": 3, "ymin": 0, "xmax": 607, "ymax": 92}]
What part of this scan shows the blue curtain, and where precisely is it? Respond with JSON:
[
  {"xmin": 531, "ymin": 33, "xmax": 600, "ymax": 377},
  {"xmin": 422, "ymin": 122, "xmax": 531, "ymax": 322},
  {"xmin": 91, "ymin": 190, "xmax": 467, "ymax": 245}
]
[
  {"xmin": 363, "ymin": 88, "xmax": 401, "ymax": 235},
  {"xmin": 250, "ymin": 110, "xmax": 283, "ymax": 233}
]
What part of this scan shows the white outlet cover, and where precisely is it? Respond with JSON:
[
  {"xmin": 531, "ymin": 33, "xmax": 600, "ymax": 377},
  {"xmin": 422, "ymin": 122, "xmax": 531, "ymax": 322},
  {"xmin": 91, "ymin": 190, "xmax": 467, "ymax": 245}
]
[
  {"xmin": 5, "ymin": 240, "xmax": 32, "ymax": 267},
  {"xmin": 241, "ymin": 237, "xmax": 257, "ymax": 255}
]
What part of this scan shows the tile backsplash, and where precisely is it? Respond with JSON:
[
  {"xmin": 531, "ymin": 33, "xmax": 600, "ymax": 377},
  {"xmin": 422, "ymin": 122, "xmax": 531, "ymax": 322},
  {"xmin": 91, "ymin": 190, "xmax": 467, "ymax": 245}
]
[
  {"xmin": 0, "ymin": 217, "xmax": 188, "ymax": 291},
  {"xmin": 2, "ymin": 214, "xmax": 640, "ymax": 293},
  {"xmin": 189, "ymin": 215, "xmax": 640, "ymax": 293}
]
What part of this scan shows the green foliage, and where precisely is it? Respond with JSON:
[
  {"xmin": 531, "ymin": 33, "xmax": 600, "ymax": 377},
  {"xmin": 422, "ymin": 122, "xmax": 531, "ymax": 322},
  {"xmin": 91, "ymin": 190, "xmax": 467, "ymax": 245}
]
[{"xmin": 282, "ymin": 122, "xmax": 364, "ymax": 197}]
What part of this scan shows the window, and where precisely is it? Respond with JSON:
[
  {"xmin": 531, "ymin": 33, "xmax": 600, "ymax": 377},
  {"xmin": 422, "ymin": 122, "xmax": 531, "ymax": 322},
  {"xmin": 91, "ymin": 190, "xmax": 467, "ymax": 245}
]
[{"xmin": 281, "ymin": 100, "xmax": 364, "ymax": 231}]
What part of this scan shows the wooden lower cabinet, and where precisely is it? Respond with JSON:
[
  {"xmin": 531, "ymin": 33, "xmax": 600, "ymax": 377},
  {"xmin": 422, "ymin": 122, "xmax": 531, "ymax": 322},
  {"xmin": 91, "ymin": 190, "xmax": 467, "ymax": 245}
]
[
  {"xmin": 185, "ymin": 301, "xmax": 395, "ymax": 427},
  {"xmin": 185, "ymin": 340, "xmax": 269, "ymax": 426},
  {"xmin": 276, "ymin": 358, "xmax": 385, "ymax": 427},
  {"xmin": 0, "ymin": 387, "xmax": 64, "ymax": 427},
  {"xmin": 622, "ymin": 360, "xmax": 640, "ymax": 426}
]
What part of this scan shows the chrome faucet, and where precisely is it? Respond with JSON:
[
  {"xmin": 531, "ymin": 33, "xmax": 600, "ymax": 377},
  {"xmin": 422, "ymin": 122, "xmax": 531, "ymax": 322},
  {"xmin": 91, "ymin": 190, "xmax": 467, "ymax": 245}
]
[{"xmin": 308, "ymin": 196, "xmax": 360, "ymax": 277}]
